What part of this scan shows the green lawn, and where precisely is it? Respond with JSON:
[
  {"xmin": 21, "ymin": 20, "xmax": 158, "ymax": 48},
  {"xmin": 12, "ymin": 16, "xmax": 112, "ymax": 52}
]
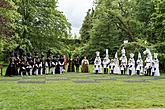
[
  {"xmin": 0, "ymin": 63, "xmax": 165, "ymax": 110},
  {"xmin": 0, "ymin": 72, "xmax": 165, "ymax": 110}
]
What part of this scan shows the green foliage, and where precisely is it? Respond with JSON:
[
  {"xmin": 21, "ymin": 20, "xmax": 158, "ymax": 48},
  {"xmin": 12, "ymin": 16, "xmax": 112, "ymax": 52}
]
[
  {"xmin": 15, "ymin": 0, "xmax": 71, "ymax": 51},
  {"xmin": 150, "ymin": 0, "xmax": 165, "ymax": 42},
  {"xmin": 0, "ymin": 0, "xmax": 23, "ymax": 60},
  {"xmin": 80, "ymin": 0, "xmax": 165, "ymax": 72},
  {"xmin": 80, "ymin": 9, "xmax": 94, "ymax": 43},
  {"xmin": 0, "ymin": 0, "xmax": 71, "ymax": 60}
]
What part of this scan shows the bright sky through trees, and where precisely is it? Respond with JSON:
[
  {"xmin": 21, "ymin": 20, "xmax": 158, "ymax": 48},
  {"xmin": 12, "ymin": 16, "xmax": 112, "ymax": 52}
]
[{"xmin": 58, "ymin": 0, "xmax": 93, "ymax": 35}]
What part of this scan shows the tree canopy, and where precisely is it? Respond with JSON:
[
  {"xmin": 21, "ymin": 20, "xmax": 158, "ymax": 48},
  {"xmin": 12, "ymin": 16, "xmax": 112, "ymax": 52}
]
[
  {"xmin": 79, "ymin": 0, "xmax": 165, "ymax": 71},
  {"xmin": 0, "ymin": 0, "xmax": 71, "ymax": 60}
]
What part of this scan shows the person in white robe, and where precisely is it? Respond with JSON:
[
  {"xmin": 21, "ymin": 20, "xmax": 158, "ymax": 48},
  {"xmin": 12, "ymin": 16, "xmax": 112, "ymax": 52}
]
[
  {"xmin": 136, "ymin": 52, "xmax": 143, "ymax": 75},
  {"xmin": 109, "ymin": 59, "xmax": 115, "ymax": 74},
  {"xmin": 143, "ymin": 48, "xmax": 152, "ymax": 76},
  {"xmin": 120, "ymin": 47, "xmax": 127, "ymax": 74},
  {"xmin": 127, "ymin": 53, "xmax": 135, "ymax": 75},
  {"xmin": 113, "ymin": 52, "xmax": 121, "ymax": 74},
  {"xmin": 52, "ymin": 56, "xmax": 57, "ymax": 75},
  {"xmin": 102, "ymin": 49, "xmax": 110, "ymax": 74},
  {"xmin": 45, "ymin": 61, "xmax": 49, "ymax": 74},
  {"xmin": 153, "ymin": 53, "xmax": 160, "ymax": 76},
  {"xmin": 94, "ymin": 51, "xmax": 102, "ymax": 73}
]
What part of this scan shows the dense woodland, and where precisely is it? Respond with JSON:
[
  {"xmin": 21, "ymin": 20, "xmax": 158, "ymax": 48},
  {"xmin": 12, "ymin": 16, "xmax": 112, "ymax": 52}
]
[{"xmin": 0, "ymin": 0, "xmax": 165, "ymax": 71}]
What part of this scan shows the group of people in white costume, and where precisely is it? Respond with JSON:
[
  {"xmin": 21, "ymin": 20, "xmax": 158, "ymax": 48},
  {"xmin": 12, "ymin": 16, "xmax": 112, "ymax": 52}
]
[{"xmin": 93, "ymin": 48, "xmax": 160, "ymax": 76}]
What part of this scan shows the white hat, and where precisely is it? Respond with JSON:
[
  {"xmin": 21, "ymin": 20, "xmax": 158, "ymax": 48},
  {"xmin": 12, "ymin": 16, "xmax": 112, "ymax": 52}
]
[
  {"xmin": 106, "ymin": 49, "xmax": 109, "ymax": 57},
  {"xmin": 154, "ymin": 53, "xmax": 158, "ymax": 59},
  {"xmin": 115, "ymin": 52, "xmax": 118, "ymax": 59},
  {"xmin": 138, "ymin": 52, "xmax": 142, "ymax": 59},
  {"xmin": 130, "ymin": 53, "xmax": 134, "ymax": 58},
  {"xmin": 96, "ymin": 51, "xmax": 100, "ymax": 57},
  {"xmin": 121, "ymin": 47, "xmax": 126, "ymax": 55}
]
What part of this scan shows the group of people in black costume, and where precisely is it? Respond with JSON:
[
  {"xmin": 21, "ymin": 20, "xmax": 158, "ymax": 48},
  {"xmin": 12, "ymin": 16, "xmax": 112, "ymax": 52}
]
[{"xmin": 5, "ymin": 48, "xmax": 83, "ymax": 77}]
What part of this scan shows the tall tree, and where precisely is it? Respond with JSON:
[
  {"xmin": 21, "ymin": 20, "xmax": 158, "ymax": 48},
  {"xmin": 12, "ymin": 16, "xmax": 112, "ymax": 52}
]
[
  {"xmin": 82, "ymin": 0, "xmax": 141, "ymax": 59},
  {"xmin": 80, "ymin": 8, "xmax": 94, "ymax": 43},
  {"xmin": 15, "ymin": 0, "xmax": 71, "ymax": 52},
  {"xmin": 0, "ymin": 0, "xmax": 23, "ymax": 60},
  {"xmin": 150, "ymin": 0, "xmax": 165, "ymax": 42}
]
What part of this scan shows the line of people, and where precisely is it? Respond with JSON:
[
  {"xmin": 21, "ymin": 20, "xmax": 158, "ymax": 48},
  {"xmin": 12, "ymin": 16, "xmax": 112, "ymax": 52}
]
[
  {"xmin": 93, "ymin": 48, "xmax": 160, "ymax": 76},
  {"xmin": 5, "ymin": 55, "xmax": 64, "ymax": 76},
  {"xmin": 5, "ymin": 50, "xmax": 90, "ymax": 76}
]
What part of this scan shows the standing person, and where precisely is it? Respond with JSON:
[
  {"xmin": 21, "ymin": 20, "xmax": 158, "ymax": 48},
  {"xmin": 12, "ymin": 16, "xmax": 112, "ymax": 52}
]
[
  {"xmin": 59, "ymin": 55, "xmax": 64, "ymax": 74},
  {"xmin": 55, "ymin": 55, "xmax": 60, "ymax": 74},
  {"xmin": 151, "ymin": 61, "xmax": 156, "ymax": 76},
  {"xmin": 113, "ymin": 52, "xmax": 121, "ymax": 74},
  {"xmin": 109, "ymin": 59, "xmax": 115, "ymax": 74},
  {"xmin": 14, "ymin": 55, "xmax": 20, "ymax": 76},
  {"xmin": 81, "ymin": 56, "xmax": 89, "ymax": 73},
  {"xmin": 5, "ymin": 54, "xmax": 17, "ymax": 76},
  {"xmin": 67, "ymin": 58, "xmax": 75, "ymax": 72},
  {"xmin": 136, "ymin": 53, "xmax": 143, "ymax": 75},
  {"xmin": 19, "ymin": 58, "xmax": 26, "ymax": 77},
  {"xmin": 52, "ymin": 56, "xmax": 57, "ymax": 74},
  {"xmin": 26, "ymin": 61, "xmax": 31, "ymax": 76},
  {"xmin": 120, "ymin": 48, "xmax": 127, "ymax": 75},
  {"xmin": 45, "ymin": 57, "xmax": 50, "ymax": 74},
  {"xmin": 143, "ymin": 48, "xmax": 152, "ymax": 76},
  {"xmin": 39, "ymin": 51, "xmax": 44, "ymax": 75},
  {"xmin": 102, "ymin": 49, "xmax": 110, "ymax": 74},
  {"xmin": 74, "ymin": 56, "xmax": 81, "ymax": 73},
  {"xmin": 63, "ymin": 55, "xmax": 68, "ymax": 71},
  {"xmin": 29, "ymin": 58, "xmax": 34, "ymax": 76},
  {"xmin": 153, "ymin": 53, "xmax": 160, "ymax": 76},
  {"xmin": 94, "ymin": 51, "xmax": 102, "ymax": 74},
  {"xmin": 128, "ymin": 53, "xmax": 135, "ymax": 76},
  {"xmin": 39, "ymin": 56, "xmax": 44, "ymax": 75},
  {"xmin": 120, "ymin": 64, "xmax": 125, "ymax": 75},
  {"xmin": 33, "ymin": 57, "xmax": 39, "ymax": 75}
]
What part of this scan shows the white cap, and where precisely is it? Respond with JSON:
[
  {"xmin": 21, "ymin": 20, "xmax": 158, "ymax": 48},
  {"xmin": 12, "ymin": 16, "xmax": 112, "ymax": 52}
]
[
  {"xmin": 106, "ymin": 49, "xmax": 109, "ymax": 57},
  {"xmin": 115, "ymin": 52, "xmax": 118, "ymax": 59},
  {"xmin": 130, "ymin": 53, "xmax": 134, "ymax": 58},
  {"xmin": 121, "ymin": 47, "xmax": 126, "ymax": 55},
  {"xmin": 154, "ymin": 53, "xmax": 158, "ymax": 59},
  {"xmin": 96, "ymin": 51, "xmax": 100, "ymax": 57},
  {"xmin": 138, "ymin": 52, "xmax": 142, "ymax": 59}
]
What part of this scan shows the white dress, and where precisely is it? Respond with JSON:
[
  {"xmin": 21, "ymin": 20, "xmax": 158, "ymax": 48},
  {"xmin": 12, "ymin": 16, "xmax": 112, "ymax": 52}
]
[
  {"xmin": 154, "ymin": 59, "xmax": 160, "ymax": 76},
  {"xmin": 113, "ymin": 59, "xmax": 121, "ymax": 74},
  {"xmin": 94, "ymin": 59, "xmax": 102, "ymax": 73}
]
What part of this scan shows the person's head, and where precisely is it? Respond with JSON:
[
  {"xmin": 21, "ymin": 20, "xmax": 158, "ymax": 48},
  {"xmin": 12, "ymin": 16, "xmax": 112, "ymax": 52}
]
[{"xmin": 84, "ymin": 56, "xmax": 86, "ymax": 59}]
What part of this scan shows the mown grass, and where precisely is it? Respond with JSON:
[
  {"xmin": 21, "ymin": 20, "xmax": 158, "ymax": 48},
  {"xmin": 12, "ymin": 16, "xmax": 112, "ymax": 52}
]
[{"xmin": 0, "ymin": 62, "xmax": 165, "ymax": 110}]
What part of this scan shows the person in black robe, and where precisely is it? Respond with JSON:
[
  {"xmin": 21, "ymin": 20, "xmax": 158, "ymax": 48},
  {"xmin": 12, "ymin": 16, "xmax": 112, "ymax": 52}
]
[
  {"xmin": 35, "ymin": 56, "xmax": 40, "ymax": 75},
  {"xmin": 19, "ymin": 59, "xmax": 26, "ymax": 76},
  {"xmin": 55, "ymin": 55, "xmax": 60, "ymax": 74},
  {"xmin": 39, "ymin": 56, "xmax": 44, "ymax": 75},
  {"xmin": 52, "ymin": 56, "xmax": 57, "ymax": 74},
  {"xmin": 26, "ymin": 61, "xmax": 31, "ymax": 76},
  {"xmin": 67, "ymin": 58, "xmax": 75, "ymax": 72},
  {"xmin": 14, "ymin": 56, "xmax": 20, "ymax": 75},
  {"xmin": 5, "ymin": 57, "xmax": 17, "ymax": 76},
  {"xmin": 29, "ymin": 58, "xmax": 34, "ymax": 75},
  {"xmin": 59, "ymin": 55, "xmax": 64, "ymax": 74},
  {"xmin": 74, "ymin": 56, "xmax": 81, "ymax": 73}
]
